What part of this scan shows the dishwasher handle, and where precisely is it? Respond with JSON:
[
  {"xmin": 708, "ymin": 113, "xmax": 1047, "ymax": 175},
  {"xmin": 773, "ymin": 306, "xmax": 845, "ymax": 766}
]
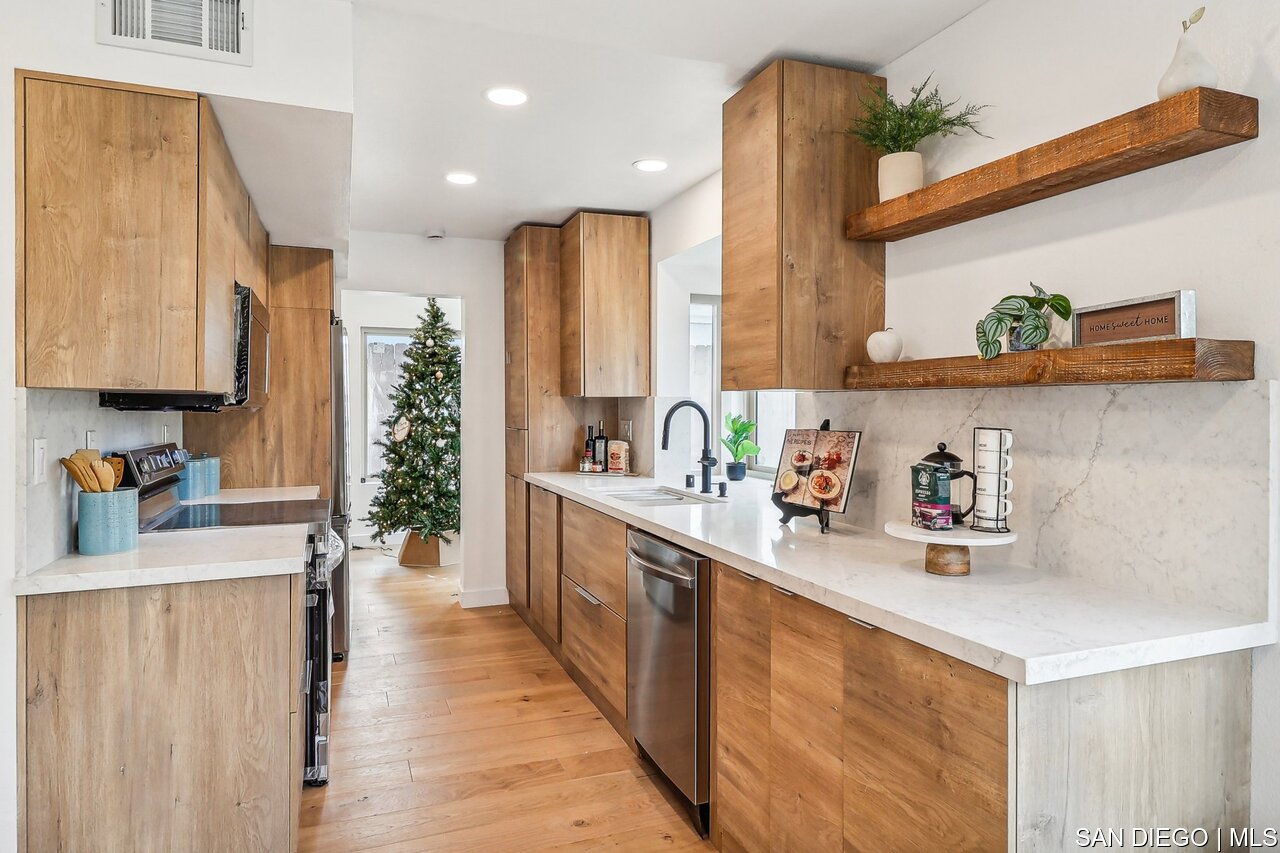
[{"xmin": 627, "ymin": 549, "xmax": 696, "ymax": 589}]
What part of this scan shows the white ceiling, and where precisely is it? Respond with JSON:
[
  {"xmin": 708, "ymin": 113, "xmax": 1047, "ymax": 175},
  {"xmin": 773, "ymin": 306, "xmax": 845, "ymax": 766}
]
[{"xmin": 349, "ymin": 0, "xmax": 990, "ymax": 240}]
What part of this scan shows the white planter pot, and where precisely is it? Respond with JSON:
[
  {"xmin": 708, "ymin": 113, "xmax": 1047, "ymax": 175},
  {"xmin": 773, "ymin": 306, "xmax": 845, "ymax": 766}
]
[
  {"xmin": 877, "ymin": 151, "xmax": 925, "ymax": 202},
  {"xmin": 1157, "ymin": 31, "xmax": 1219, "ymax": 100}
]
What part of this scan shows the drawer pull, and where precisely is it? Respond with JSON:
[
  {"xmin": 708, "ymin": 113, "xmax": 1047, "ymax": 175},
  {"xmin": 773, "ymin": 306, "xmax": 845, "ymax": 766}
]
[
  {"xmin": 575, "ymin": 585, "xmax": 603, "ymax": 607},
  {"xmin": 847, "ymin": 616, "xmax": 878, "ymax": 630},
  {"xmin": 772, "ymin": 587, "xmax": 795, "ymax": 597},
  {"xmin": 736, "ymin": 570, "xmax": 758, "ymax": 582}
]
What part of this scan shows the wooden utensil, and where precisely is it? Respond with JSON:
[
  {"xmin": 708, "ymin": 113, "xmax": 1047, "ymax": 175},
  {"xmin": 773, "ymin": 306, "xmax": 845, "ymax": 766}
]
[
  {"xmin": 106, "ymin": 457, "xmax": 125, "ymax": 488},
  {"xmin": 59, "ymin": 458, "xmax": 96, "ymax": 492},
  {"xmin": 90, "ymin": 459, "xmax": 115, "ymax": 492}
]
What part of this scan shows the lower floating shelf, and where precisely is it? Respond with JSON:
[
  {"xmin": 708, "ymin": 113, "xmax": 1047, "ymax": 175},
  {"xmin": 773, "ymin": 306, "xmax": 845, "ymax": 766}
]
[{"xmin": 843, "ymin": 338, "xmax": 1254, "ymax": 391}]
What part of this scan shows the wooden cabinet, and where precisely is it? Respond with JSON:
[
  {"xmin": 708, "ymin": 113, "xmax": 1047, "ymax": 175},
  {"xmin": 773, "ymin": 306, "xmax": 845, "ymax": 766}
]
[
  {"xmin": 712, "ymin": 563, "xmax": 1007, "ymax": 851},
  {"xmin": 559, "ymin": 212, "xmax": 651, "ymax": 398},
  {"xmin": 561, "ymin": 576, "xmax": 628, "ymax": 718},
  {"xmin": 527, "ymin": 485, "xmax": 561, "ymax": 641},
  {"xmin": 197, "ymin": 96, "xmax": 246, "ymax": 395},
  {"xmin": 505, "ymin": 476, "xmax": 529, "ymax": 610},
  {"xmin": 721, "ymin": 59, "xmax": 885, "ymax": 390},
  {"xmin": 22, "ymin": 576, "xmax": 298, "ymax": 851},
  {"xmin": 19, "ymin": 72, "xmax": 199, "ymax": 391},
  {"xmin": 243, "ymin": 198, "xmax": 271, "ymax": 303},
  {"xmin": 560, "ymin": 498, "xmax": 628, "ymax": 617}
]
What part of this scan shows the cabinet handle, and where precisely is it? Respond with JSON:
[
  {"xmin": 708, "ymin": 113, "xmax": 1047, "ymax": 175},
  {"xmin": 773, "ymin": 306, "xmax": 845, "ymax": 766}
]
[
  {"xmin": 847, "ymin": 616, "xmax": 877, "ymax": 630},
  {"xmin": 575, "ymin": 585, "xmax": 603, "ymax": 607},
  {"xmin": 772, "ymin": 587, "xmax": 794, "ymax": 597},
  {"xmin": 736, "ymin": 570, "xmax": 758, "ymax": 582},
  {"xmin": 505, "ymin": 350, "xmax": 512, "ymax": 365}
]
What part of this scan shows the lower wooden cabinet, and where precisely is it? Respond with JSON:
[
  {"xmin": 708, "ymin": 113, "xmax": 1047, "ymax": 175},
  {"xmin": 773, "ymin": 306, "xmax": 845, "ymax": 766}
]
[
  {"xmin": 560, "ymin": 497, "xmax": 628, "ymax": 617},
  {"xmin": 505, "ymin": 475, "xmax": 529, "ymax": 609},
  {"xmin": 561, "ymin": 576, "xmax": 628, "ymax": 718},
  {"xmin": 528, "ymin": 484, "xmax": 561, "ymax": 641}
]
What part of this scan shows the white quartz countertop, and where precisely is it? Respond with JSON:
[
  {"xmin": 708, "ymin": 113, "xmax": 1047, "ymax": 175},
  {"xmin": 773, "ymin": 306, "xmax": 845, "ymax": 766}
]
[
  {"xmin": 526, "ymin": 472, "xmax": 1276, "ymax": 684},
  {"xmin": 16, "ymin": 487, "xmax": 323, "ymax": 597}
]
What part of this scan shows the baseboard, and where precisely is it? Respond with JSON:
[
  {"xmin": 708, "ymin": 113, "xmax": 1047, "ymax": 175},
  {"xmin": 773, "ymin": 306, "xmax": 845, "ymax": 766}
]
[{"xmin": 459, "ymin": 586, "xmax": 510, "ymax": 609}]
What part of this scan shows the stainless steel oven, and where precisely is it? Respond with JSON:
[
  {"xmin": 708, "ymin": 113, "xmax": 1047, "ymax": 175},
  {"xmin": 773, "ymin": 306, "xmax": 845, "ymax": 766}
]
[{"xmin": 626, "ymin": 529, "xmax": 710, "ymax": 834}]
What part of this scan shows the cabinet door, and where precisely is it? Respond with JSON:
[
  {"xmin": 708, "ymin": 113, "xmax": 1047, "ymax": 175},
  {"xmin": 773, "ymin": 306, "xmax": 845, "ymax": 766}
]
[
  {"xmin": 560, "ymin": 499, "xmax": 627, "ymax": 618},
  {"xmin": 197, "ymin": 97, "xmax": 244, "ymax": 395},
  {"xmin": 22, "ymin": 76, "xmax": 199, "ymax": 390},
  {"xmin": 712, "ymin": 565, "xmax": 772, "ymax": 852},
  {"xmin": 769, "ymin": 586, "xmax": 845, "ymax": 851},
  {"xmin": 505, "ymin": 476, "xmax": 529, "ymax": 609},
  {"xmin": 527, "ymin": 485, "xmax": 560, "ymax": 640},
  {"xmin": 843, "ymin": 622, "xmax": 1008, "ymax": 851},
  {"xmin": 561, "ymin": 577, "xmax": 627, "ymax": 716},
  {"xmin": 504, "ymin": 231, "xmax": 529, "ymax": 429},
  {"xmin": 247, "ymin": 199, "xmax": 270, "ymax": 305}
]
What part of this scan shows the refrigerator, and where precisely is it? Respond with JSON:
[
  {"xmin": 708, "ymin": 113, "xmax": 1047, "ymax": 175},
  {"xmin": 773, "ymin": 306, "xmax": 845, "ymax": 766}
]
[{"xmin": 330, "ymin": 317, "xmax": 352, "ymax": 659}]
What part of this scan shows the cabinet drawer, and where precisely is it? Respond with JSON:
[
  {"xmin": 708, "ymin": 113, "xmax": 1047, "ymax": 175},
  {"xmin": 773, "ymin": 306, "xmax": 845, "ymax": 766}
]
[
  {"xmin": 561, "ymin": 577, "xmax": 627, "ymax": 717},
  {"xmin": 560, "ymin": 499, "xmax": 628, "ymax": 617},
  {"xmin": 506, "ymin": 429, "xmax": 528, "ymax": 477}
]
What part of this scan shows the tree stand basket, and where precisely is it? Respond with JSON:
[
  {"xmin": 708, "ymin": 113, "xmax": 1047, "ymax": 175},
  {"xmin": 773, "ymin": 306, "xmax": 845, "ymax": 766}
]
[{"xmin": 398, "ymin": 531, "xmax": 442, "ymax": 567}]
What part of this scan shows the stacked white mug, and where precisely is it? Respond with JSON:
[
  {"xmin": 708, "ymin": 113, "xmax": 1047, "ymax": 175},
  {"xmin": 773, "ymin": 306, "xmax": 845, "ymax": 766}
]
[{"xmin": 971, "ymin": 427, "xmax": 1013, "ymax": 533}]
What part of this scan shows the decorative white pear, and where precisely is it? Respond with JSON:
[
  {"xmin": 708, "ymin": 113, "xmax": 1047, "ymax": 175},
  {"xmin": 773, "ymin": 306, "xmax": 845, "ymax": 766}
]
[
  {"xmin": 1158, "ymin": 7, "xmax": 1219, "ymax": 100},
  {"xmin": 866, "ymin": 328, "xmax": 904, "ymax": 364}
]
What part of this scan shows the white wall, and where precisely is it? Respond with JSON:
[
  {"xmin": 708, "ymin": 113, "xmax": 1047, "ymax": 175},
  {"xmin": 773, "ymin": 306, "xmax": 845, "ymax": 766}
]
[
  {"xmin": 343, "ymin": 233, "xmax": 506, "ymax": 607},
  {"xmin": 873, "ymin": 0, "xmax": 1280, "ymax": 821}
]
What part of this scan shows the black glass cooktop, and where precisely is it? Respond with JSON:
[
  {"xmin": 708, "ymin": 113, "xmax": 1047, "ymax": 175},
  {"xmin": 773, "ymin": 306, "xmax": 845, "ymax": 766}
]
[{"xmin": 150, "ymin": 499, "xmax": 331, "ymax": 531}]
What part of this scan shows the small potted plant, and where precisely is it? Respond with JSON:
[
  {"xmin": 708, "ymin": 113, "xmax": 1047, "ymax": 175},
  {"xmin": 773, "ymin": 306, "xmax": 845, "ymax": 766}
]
[
  {"xmin": 847, "ymin": 74, "xmax": 990, "ymax": 201},
  {"xmin": 976, "ymin": 283, "xmax": 1073, "ymax": 360},
  {"xmin": 721, "ymin": 414, "xmax": 761, "ymax": 481}
]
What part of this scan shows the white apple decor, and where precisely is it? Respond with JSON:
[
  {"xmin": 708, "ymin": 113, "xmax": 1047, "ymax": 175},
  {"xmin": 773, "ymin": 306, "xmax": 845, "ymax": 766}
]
[
  {"xmin": 867, "ymin": 328, "xmax": 904, "ymax": 364},
  {"xmin": 1158, "ymin": 7, "xmax": 1219, "ymax": 100}
]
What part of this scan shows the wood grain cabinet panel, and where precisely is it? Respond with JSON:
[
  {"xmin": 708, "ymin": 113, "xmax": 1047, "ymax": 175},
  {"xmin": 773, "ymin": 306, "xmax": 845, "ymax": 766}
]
[
  {"xmin": 246, "ymin": 198, "xmax": 270, "ymax": 304},
  {"xmin": 24, "ymin": 577, "xmax": 294, "ymax": 851},
  {"xmin": 20, "ymin": 74, "xmax": 199, "ymax": 390},
  {"xmin": 721, "ymin": 59, "xmax": 885, "ymax": 391},
  {"xmin": 711, "ymin": 564, "xmax": 772, "ymax": 852},
  {"xmin": 560, "ymin": 212, "xmax": 650, "ymax": 398},
  {"xmin": 842, "ymin": 621, "xmax": 1009, "ymax": 851},
  {"xmin": 504, "ymin": 233, "xmax": 530, "ymax": 429},
  {"xmin": 505, "ymin": 476, "xmax": 529, "ymax": 609},
  {"xmin": 270, "ymin": 244, "xmax": 334, "ymax": 311},
  {"xmin": 528, "ymin": 485, "xmax": 561, "ymax": 641},
  {"xmin": 561, "ymin": 577, "xmax": 627, "ymax": 717},
  {"xmin": 197, "ymin": 97, "xmax": 244, "ymax": 395},
  {"xmin": 560, "ymin": 498, "xmax": 628, "ymax": 618}
]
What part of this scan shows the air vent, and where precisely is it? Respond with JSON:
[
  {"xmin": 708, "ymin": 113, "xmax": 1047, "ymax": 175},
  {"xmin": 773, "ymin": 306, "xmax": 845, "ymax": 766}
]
[{"xmin": 96, "ymin": 0, "xmax": 253, "ymax": 65}]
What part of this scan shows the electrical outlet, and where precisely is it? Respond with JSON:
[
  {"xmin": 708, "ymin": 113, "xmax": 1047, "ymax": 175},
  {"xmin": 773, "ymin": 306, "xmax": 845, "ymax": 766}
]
[
  {"xmin": 31, "ymin": 438, "xmax": 47, "ymax": 486},
  {"xmin": 84, "ymin": 429, "xmax": 98, "ymax": 450},
  {"xmin": 621, "ymin": 419, "xmax": 633, "ymax": 442}
]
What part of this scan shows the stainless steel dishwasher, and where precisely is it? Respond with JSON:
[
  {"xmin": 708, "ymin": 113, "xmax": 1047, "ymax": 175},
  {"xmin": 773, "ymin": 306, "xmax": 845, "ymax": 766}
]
[{"xmin": 626, "ymin": 529, "xmax": 710, "ymax": 834}]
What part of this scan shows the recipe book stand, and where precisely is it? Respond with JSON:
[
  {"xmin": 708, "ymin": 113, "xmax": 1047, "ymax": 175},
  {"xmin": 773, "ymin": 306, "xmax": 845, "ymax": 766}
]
[{"xmin": 772, "ymin": 419, "xmax": 833, "ymax": 535}]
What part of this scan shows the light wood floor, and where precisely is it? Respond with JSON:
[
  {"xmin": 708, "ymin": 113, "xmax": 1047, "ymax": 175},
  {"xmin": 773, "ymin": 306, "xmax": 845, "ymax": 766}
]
[{"xmin": 300, "ymin": 549, "xmax": 714, "ymax": 852}]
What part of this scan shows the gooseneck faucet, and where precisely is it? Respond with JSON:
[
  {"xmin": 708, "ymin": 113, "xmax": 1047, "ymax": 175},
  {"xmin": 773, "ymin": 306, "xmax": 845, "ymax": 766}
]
[{"xmin": 661, "ymin": 400, "xmax": 716, "ymax": 495}]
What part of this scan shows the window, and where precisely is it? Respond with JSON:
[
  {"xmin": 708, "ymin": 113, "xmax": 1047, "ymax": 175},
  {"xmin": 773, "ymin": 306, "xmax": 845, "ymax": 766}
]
[
  {"xmin": 364, "ymin": 330, "xmax": 414, "ymax": 478},
  {"xmin": 746, "ymin": 390, "xmax": 796, "ymax": 474}
]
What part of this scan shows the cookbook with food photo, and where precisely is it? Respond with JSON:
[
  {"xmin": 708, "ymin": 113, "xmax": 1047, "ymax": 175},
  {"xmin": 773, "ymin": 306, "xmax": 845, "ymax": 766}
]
[{"xmin": 773, "ymin": 428, "xmax": 861, "ymax": 514}]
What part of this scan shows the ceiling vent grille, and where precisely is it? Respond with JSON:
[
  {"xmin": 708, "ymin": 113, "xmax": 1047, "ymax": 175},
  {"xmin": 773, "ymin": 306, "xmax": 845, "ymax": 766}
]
[{"xmin": 97, "ymin": 0, "xmax": 253, "ymax": 65}]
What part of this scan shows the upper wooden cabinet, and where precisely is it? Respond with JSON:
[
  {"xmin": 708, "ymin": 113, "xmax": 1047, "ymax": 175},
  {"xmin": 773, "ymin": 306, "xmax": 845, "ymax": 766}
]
[
  {"xmin": 721, "ymin": 59, "xmax": 886, "ymax": 390},
  {"xmin": 19, "ymin": 72, "xmax": 199, "ymax": 391},
  {"xmin": 18, "ymin": 71, "xmax": 270, "ymax": 393},
  {"xmin": 269, "ymin": 245, "xmax": 333, "ymax": 311},
  {"xmin": 243, "ymin": 199, "xmax": 271, "ymax": 304},
  {"xmin": 559, "ymin": 212, "xmax": 650, "ymax": 398}
]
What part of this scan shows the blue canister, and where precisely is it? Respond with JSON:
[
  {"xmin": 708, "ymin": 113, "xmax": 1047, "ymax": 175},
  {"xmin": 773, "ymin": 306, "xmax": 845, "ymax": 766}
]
[
  {"xmin": 203, "ymin": 455, "xmax": 221, "ymax": 496},
  {"xmin": 177, "ymin": 458, "xmax": 205, "ymax": 501},
  {"xmin": 78, "ymin": 488, "xmax": 139, "ymax": 556}
]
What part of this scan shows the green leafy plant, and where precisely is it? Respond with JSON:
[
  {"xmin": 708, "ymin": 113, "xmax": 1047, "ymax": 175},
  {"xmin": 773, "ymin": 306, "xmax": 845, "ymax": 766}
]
[
  {"xmin": 847, "ymin": 74, "xmax": 990, "ymax": 155},
  {"xmin": 721, "ymin": 414, "xmax": 761, "ymax": 464},
  {"xmin": 976, "ymin": 283, "xmax": 1073, "ymax": 360}
]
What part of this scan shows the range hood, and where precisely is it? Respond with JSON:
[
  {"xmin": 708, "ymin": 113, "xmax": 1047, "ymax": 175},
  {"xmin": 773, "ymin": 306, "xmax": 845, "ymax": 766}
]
[{"xmin": 99, "ymin": 391, "xmax": 232, "ymax": 413}]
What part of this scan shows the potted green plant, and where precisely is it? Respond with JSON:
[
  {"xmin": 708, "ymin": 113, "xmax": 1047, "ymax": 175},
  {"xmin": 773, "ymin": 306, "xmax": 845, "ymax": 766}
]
[
  {"xmin": 847, "ymin": 74, "xmax": 990, "ymax": 201},
  {"xmin": 721, "ymin": 414, "xmax": 761, "ymax": 481},
  {"xmin": 976, "ymin": 283, "xmax": 1073, "ymax": 360}
]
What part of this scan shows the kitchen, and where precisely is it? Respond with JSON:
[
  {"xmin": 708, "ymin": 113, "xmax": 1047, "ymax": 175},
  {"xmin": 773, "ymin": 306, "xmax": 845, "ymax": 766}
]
[{"xmin": 3, "ymin": 0, "xmax": 1280, "ymax": 851}]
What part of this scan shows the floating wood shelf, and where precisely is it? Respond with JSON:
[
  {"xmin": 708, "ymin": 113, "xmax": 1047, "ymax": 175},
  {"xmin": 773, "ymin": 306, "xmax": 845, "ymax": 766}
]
[
  {"xmin": 842, "ymin": 338, "xmax": 1254, "ymax": 391},
  {"xmin": 846, "ymin": 88, "xmax": 1259, "ymax": 242}
]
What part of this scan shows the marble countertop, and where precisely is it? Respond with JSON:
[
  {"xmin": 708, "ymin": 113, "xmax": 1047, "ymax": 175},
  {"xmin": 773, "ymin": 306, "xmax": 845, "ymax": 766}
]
[
  {"xmin": 527, "ymin": 472, "xmax": 1276, "ymax": 684},
  {"xmin": 16, "ymin": 487, "xmax": 323, "ymax": 597}
]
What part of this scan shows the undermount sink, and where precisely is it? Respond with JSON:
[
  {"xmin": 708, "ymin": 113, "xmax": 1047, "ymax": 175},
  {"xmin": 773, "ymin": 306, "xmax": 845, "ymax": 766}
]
[{"xmin": 595, "ymin": 486, "xmax": 723, "ymax": 507}]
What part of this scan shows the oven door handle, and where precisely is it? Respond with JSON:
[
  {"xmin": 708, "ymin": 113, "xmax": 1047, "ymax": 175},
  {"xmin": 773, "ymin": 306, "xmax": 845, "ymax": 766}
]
[{"xmin": 627, "ymin": 550, "xmax": 696, "ymax": 589}]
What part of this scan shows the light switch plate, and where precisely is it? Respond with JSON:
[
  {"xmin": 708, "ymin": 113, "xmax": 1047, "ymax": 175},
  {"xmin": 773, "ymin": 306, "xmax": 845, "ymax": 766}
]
[
  {"xmin": 84, "ymin": 429, "xmax": 97, "ymax": 450},
  {"xmin": 31, "ymin": 438, "xmax": 47, "ymax": 486}
]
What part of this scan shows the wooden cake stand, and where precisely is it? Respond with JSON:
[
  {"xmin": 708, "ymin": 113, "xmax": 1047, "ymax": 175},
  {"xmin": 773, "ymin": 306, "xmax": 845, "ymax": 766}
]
[{"xmin": 883, "ymin": 521, "xmax": 1017, "ymax": 576}]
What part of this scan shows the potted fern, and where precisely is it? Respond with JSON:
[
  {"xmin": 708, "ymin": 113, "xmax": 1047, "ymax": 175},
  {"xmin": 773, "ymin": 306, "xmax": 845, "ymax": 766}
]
[
  {"xmin": 721, "ymin": 414, "xmax": 761, "ymax": 481},
  {"xmin": 847, "ymin": 75, "xmax": 990, "ymax": 201},
  {"xmin": 976, "ymin": 283, "xmax": 1073, "ymax": 360}
]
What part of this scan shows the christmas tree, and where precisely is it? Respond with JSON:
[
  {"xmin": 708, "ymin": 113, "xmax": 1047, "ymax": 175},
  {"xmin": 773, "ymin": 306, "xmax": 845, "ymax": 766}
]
[{"xmin": 366, "ymin": 299, "xmax": 462, "ymax": 543}]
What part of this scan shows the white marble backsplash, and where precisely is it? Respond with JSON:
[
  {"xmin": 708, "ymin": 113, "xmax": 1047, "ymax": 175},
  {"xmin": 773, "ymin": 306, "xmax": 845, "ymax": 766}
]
[
  {"xmin": 797, "ymin": 380, "xmax": 1275, "ymax": 620},
  {"xmin": 19, "ymin": 390, "xmax": 182, "ymax": 574}
]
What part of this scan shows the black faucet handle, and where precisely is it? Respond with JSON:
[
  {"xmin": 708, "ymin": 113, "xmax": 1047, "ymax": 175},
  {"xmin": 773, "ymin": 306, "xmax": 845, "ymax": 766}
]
[{"xmin": 718, "ymin": 482, "xmax": 728, "ymax": 498}]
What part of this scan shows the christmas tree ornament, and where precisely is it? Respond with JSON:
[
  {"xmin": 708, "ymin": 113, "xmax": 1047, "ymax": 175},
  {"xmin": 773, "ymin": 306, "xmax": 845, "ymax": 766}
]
[
  {"xmin": 391, "ymin": 417, "xmax": 411, "ymax": 442},
  {"xmin": 435, "ymin": 370, "xmax": 444, "ymax": 380}
]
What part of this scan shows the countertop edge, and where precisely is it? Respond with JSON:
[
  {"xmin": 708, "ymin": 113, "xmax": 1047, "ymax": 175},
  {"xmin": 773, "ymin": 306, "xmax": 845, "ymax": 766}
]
[{"xmin": 14, "ymin": 557, "xmax": 305, "ymax": 597}]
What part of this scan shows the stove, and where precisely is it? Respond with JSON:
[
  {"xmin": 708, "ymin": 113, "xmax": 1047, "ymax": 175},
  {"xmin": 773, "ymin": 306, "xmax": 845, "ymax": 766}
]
[{"xmin": 149, "ymin": 499, "xmax": 332, "ymax": 532}]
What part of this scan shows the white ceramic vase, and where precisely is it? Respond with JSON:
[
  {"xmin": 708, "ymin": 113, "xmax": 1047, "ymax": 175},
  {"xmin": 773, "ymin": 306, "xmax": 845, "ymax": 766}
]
[
  {"xmin": 878, "ymin": 151, "xmax": 924, "ymax": 201},
  {"xmin": 866, "ymin": 328, "xmax": 904, "ymax": 364},
  {"xmin": 1157, "ymin": 31, "xmax": 1219, "ymax": 100}
]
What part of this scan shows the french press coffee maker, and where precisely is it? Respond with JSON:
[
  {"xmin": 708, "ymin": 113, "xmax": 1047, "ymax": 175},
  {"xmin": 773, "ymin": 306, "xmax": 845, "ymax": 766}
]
[{"xmin": 921, "ymin": 443, "xmax": 975, "ymax": 523}]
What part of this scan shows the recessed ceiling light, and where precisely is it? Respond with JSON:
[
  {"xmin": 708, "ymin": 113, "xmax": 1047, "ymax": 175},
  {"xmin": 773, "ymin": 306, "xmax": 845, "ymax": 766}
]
[
  {"xmin": 632, "ymin": 158, "xmax": 668, "ymax": 173},
  {"xmin": 445, "ymin": 172, "xmax": 478, "ymax": 185},
  {"xmin": 485, "ymin": 87, "xmax": 528, "ymax": 107}
]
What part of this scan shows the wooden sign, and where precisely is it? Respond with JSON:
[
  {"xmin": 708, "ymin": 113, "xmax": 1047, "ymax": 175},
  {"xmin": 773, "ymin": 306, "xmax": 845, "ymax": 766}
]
[{"xmin": 1072, "ymin": 290, "xmax": 1195, "ymax": 347}]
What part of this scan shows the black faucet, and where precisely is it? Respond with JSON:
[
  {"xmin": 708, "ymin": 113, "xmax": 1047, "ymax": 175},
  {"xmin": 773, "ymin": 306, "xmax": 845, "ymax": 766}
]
[{"xmin": 661, "ymin": 400, "xmax": 716, "ymax": 495}]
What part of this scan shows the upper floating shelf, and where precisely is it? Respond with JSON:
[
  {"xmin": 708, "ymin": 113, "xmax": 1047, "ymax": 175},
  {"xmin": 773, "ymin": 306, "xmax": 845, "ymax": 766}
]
[
  {"xmin": 842, "ymin": 338, "xmax": 1254, "ymax": 391},
  {"xmin": 845, "ymin": 88, "xmax": 1259, "ymax": 242}
]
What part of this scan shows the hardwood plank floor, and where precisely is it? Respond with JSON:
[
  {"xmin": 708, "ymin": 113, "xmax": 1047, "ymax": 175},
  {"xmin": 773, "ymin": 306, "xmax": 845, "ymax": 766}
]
[{"xmin": 301, "ymin": 549, "xmax": 712, "ymax": 852}]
